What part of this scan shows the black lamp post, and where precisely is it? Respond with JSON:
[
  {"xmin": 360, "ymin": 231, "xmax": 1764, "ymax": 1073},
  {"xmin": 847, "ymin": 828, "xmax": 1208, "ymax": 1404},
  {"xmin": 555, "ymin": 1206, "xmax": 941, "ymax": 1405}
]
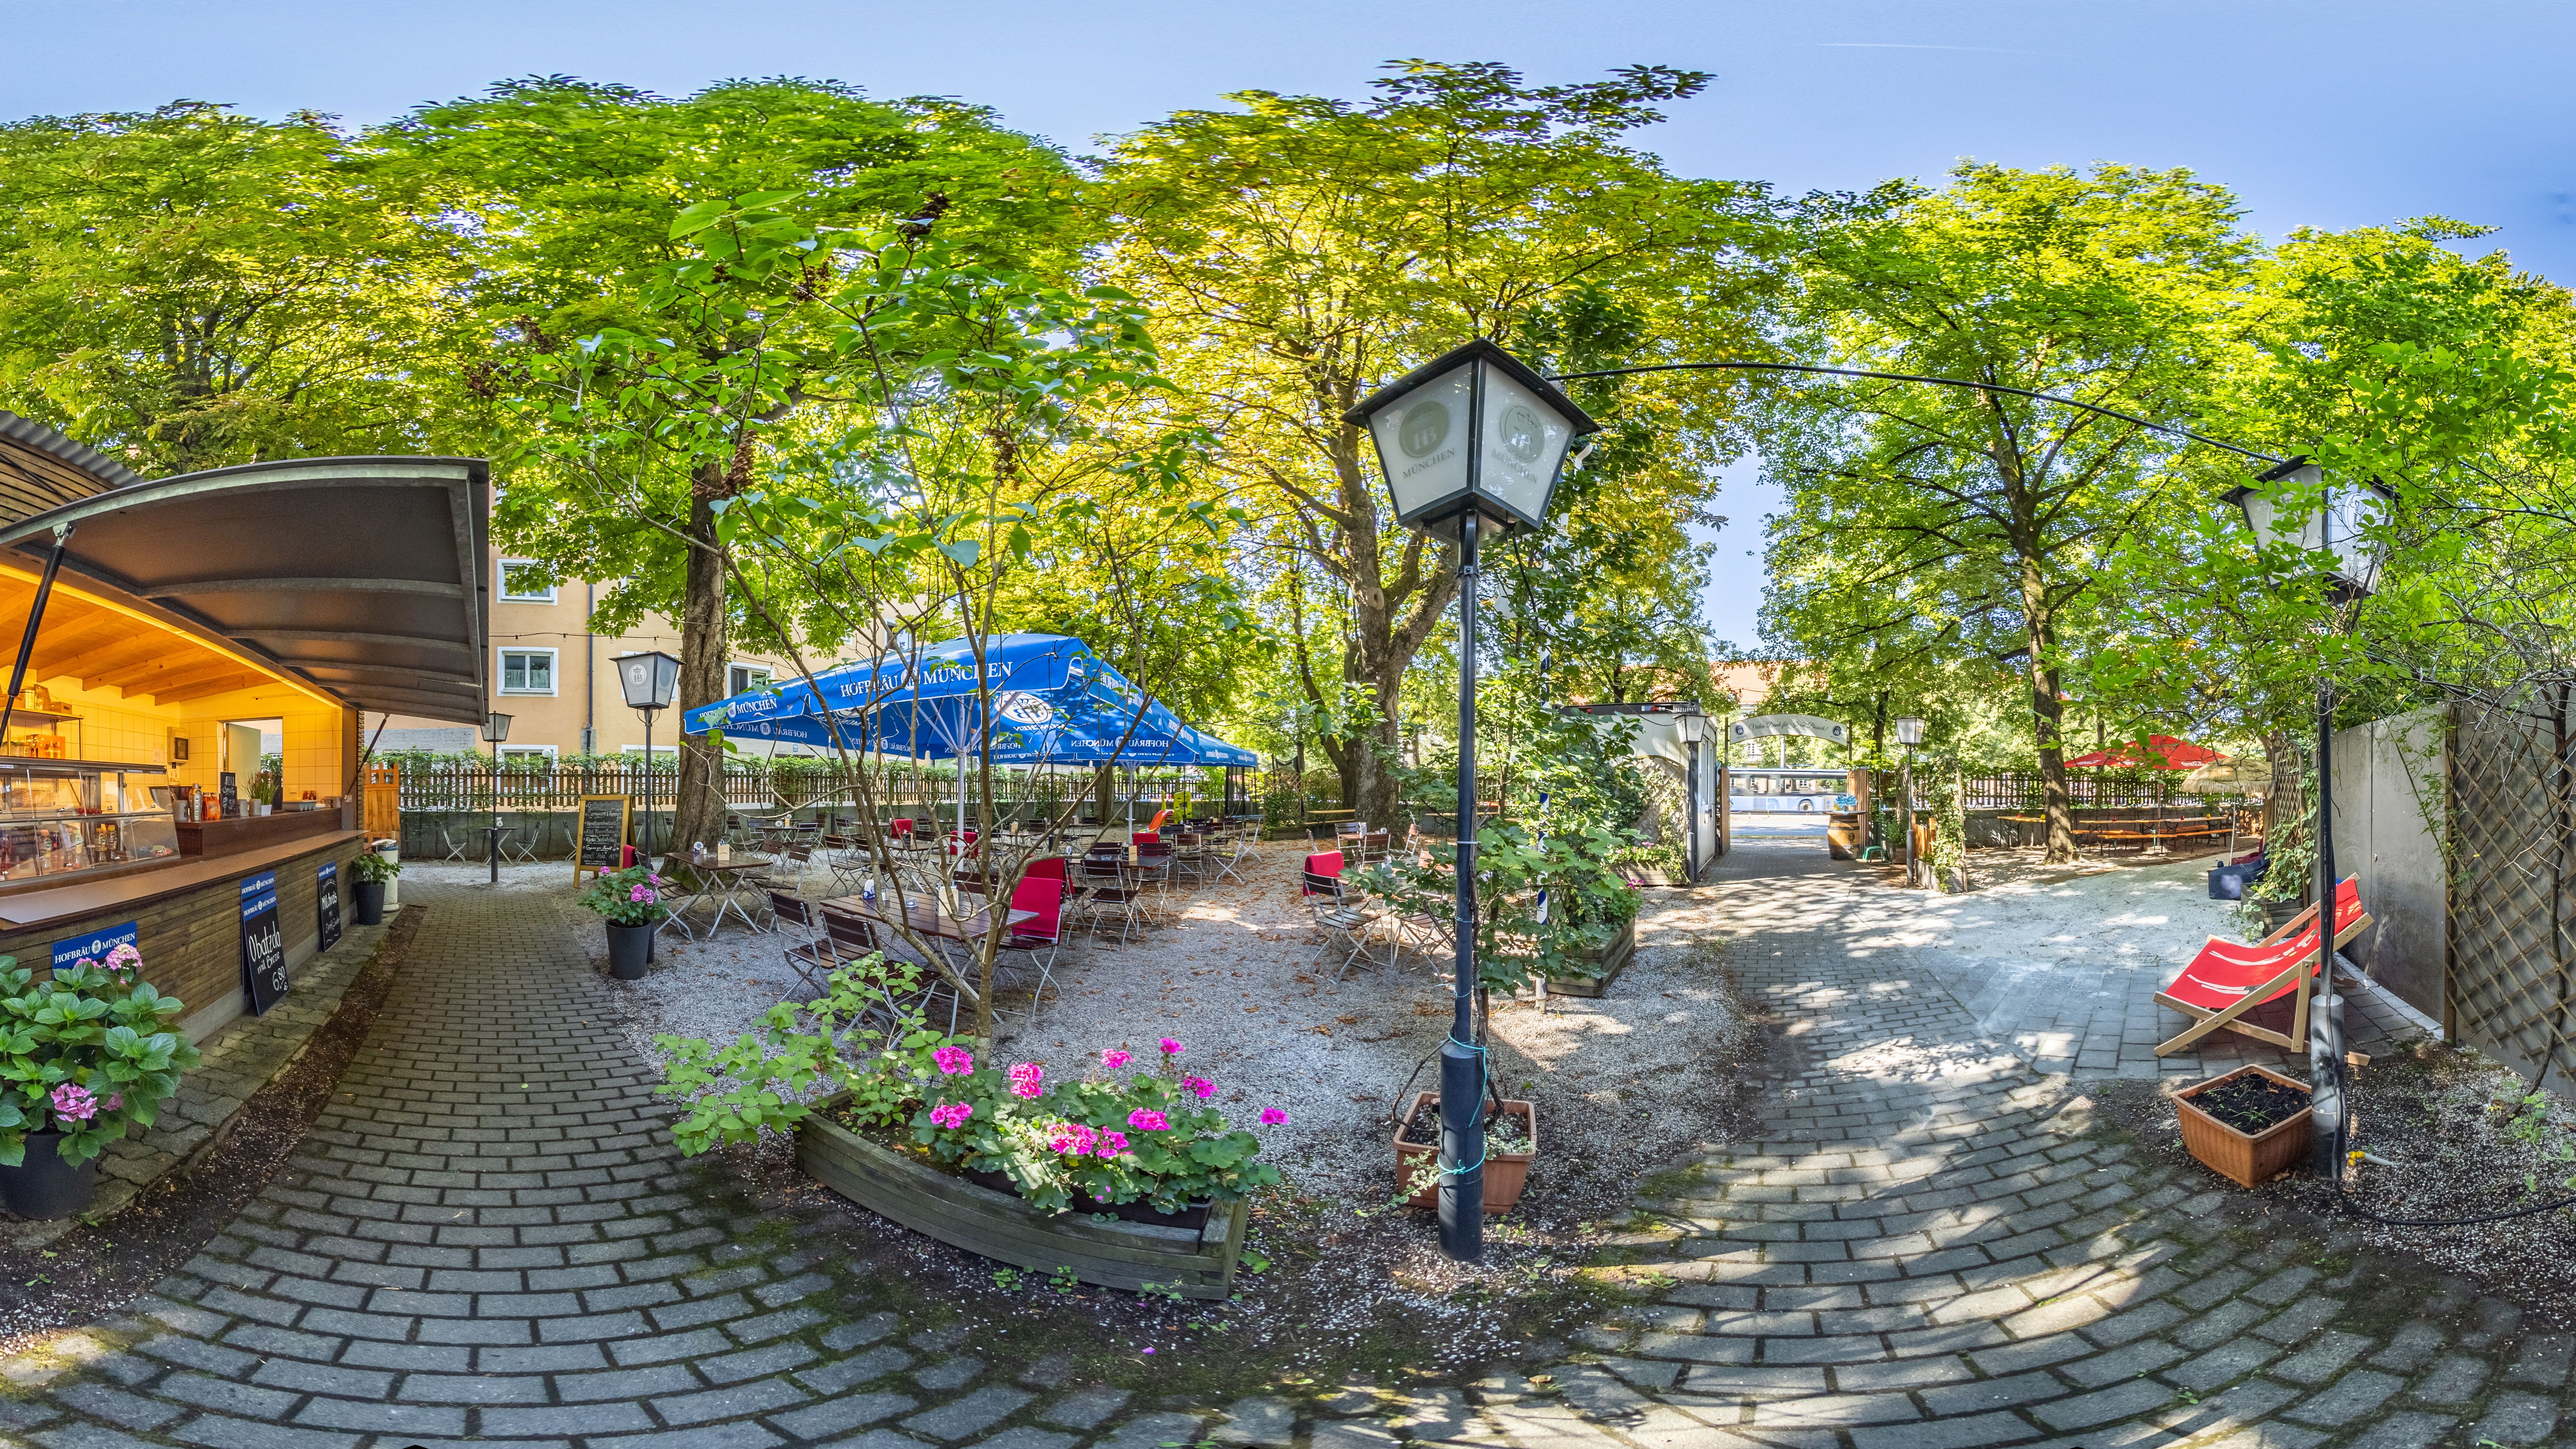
[
  {"xmin": 2222, "ymin": 458, "xmax": 2393, "ymax": 1178},
  {"xmin": 1346, "ymin": 338, "xmax": 1600, "ymax": 1261},
  {"xmin": 481, "ymin": 711, "xmax": 512, "ymax": 885},
  {"xmin": 1893, "ymin": 716, "xmax": 1926, "ymax": 884},
  {"xmin": 619, "ymin": 651, "xmax": 681, "ymax": 864}
]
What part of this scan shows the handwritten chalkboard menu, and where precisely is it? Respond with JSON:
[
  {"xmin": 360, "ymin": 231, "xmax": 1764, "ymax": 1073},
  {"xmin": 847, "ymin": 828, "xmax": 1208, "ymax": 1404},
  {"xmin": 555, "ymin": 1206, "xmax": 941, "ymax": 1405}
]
[
  {"xmin": 316, "ymin": 860, "xmax": 341, "ymax": 954},
  {"xmin": 218, "ymin": 771, "xmax": 238, "ymax": 821},
  {"xmin": 575, "ymin": 794, "xmax": 631, "ymax": 882},
  {"xmin": 240, "ymin": 870, "xmax": 287, "ymax": 1015}
]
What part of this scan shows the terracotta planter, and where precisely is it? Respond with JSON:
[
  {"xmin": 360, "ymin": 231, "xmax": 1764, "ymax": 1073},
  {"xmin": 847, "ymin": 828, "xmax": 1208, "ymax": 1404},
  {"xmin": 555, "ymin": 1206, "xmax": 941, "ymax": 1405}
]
[
  {"xmin": 2175, "ymin": 1064, "xmax": 2313, "ymax": 1189},
  {"xmin": 795, "ymin": 1093, "xmax": 1246, "ymax": 1299},
  {"xmin": 1395, "ymin": 1092, "xmax": 1536, "ymax": 1214}
]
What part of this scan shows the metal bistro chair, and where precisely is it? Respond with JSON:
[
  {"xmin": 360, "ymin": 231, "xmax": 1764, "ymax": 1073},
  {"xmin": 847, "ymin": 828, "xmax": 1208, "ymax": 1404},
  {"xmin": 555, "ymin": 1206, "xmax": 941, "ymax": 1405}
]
[
  {"xmin": 1300, "ymin": 860, "xmax": 1383, "ymax": 984},
  {"xmin": 1075, "ymin": 855, "xmax": 1143, "ymax": 946},
  {"xmin": 820, "ymin": 906, "xmax": 961, "ymax": 1037},
  {"xmin": 502, "ymin": 816, "xmax": 545, "ymax": 865},
  {"xmin": 437, "ymin": 819, "xmax": 479, "ymax": 863},
  {"xmin": 993, "ymin": 874, "xmax": 1067, "ymax": 1024},
  {"xmin": 1212, "ymin": 826, "xmax": 1256, "ymax": 885},
  {"xmin": 769, "ymin": 892, "xmax": 847, "ymax": 999}
]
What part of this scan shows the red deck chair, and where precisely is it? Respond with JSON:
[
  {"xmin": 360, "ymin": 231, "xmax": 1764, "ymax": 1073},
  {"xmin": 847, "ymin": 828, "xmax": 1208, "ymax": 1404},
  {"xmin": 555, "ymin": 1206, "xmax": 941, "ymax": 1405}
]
[{"xmin": 2154, "ymin": 876, "xmax": 2372, "ymax": 1057}]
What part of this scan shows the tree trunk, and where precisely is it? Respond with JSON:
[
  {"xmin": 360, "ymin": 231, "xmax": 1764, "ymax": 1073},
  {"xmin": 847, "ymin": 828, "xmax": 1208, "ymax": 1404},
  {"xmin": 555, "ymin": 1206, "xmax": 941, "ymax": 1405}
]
[
  {"xmin": 669, "ymin": 482, "xmax": 729, "ymax": 859},
  {"xmin": 2017, "ymin": 567, "xmax": 2076, "ymax": 863}
]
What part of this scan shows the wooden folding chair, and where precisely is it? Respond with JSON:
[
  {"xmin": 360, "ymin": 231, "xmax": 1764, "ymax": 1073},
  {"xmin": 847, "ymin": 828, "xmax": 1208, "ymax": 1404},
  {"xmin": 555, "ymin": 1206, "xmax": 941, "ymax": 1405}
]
[{"xmin": 2154, "ymin": 876, "xmax": 2371, "ymax": 1056}]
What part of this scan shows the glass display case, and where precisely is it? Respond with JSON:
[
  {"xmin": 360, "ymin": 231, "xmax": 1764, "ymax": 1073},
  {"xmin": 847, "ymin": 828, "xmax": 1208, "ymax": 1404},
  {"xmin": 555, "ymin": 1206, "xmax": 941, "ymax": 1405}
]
[{"xmin": 0, "ymin": 760, "xmax": 176, "ymax": 885}]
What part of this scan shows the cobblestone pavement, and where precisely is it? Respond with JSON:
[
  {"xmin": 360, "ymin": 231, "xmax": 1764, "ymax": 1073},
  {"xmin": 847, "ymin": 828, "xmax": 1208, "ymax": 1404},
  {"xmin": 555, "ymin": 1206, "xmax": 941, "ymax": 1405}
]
[
  {"xmin": 1535, "ymin": 838, "xmax": 2551, "ymax": 1449},
  {"xmin": 0, "ymin": 839, "xmax": 2556, "ymax": 1449}
]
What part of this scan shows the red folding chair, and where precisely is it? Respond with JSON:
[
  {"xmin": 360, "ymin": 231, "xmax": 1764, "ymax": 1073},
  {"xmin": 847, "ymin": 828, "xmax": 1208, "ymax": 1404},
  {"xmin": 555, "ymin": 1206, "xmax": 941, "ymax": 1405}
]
[
  {"xmin": 2154, "ymin": 876, "xmax": 2371, "ymax": 1056},
  {"xmin": 997, "ymin": 876, "xmax": 1066, "ymax": 1022}
]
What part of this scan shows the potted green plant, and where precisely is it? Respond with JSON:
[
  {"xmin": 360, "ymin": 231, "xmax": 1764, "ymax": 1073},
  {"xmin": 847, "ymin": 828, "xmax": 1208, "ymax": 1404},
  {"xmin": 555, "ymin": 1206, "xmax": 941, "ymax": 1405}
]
[
  {"xmin": 0, "ymin": 945, "xmax": 201, "ymax": 1218},
  {"xmin": 579, "ymin": 863, "xmax": 668, "ymax": 978},
  {"xmin": 349, "ymin": 848, "xmax": 399, "ymax": 925}
]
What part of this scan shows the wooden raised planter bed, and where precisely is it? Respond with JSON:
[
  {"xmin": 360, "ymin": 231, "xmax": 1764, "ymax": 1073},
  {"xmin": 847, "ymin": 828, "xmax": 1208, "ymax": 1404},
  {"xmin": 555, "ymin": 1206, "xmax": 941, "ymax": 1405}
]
[
  {"xmin": 1395, "ymin": 1092, "xmax": 1537, "ymax": 1213},
  {"xmin": 795, "ymin": 1095, "xmax": 1248, "ymax": 1300},
  {"xmin": 2175, "ymin": 1063, "xmax": 2314, "ymax": 1189},
  {"xmin": 1545, "ymin": 918, "xmax": 1637, "ymax": 999}
]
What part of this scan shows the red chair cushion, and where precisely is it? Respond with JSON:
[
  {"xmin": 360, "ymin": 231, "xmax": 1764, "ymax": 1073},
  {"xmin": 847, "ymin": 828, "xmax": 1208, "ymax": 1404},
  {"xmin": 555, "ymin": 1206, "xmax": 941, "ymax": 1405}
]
[{"xmin": 1009, "ymin": 876, "xmax": 1062, "ymax": 940}]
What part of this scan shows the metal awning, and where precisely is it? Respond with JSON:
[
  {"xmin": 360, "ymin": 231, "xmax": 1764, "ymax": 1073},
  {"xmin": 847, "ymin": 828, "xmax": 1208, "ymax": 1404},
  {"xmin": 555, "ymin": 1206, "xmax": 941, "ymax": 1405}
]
[{"xmin": 0, "ymin": 457, "xmax": 489, "ymax": 723}]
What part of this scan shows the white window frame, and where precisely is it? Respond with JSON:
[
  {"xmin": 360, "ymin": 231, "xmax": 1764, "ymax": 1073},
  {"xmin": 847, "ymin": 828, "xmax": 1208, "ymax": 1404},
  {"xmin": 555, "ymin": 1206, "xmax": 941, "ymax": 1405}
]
[
  {"xmin": 497, "ymin": 559, "xmax": 557, "ymax": 604},
  {"xmin": 728, "ymin": 660, "xmax": 776, "ymax": 696},
  {"xmin": 497, "ymin": 744, "xmax": 559, "ymax": 764},
  {"xmin": 498, "ymin": 647, "xmax": 559, "ymax": 696}
]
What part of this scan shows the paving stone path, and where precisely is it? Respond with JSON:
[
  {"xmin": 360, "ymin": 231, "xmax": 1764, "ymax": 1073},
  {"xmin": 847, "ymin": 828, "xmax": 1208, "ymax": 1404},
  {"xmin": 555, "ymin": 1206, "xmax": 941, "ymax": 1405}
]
[
  {"xmin": 2, "ymin": 840, "xmax": 2566, "ymax": 1448},
  {"xmin": 1534, "ymin": 838, "xmax": 2557, "ymax": 1449}
]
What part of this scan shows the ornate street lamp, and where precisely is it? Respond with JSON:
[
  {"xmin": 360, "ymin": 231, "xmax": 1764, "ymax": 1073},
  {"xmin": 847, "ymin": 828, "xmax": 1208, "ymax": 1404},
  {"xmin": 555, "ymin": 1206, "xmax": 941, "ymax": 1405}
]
[
  {"xmin": 1892, "ymin": 717, "xmax": 1926, "ymax": 885},
  {"xmin": 619, "ymin": 651, "xmax": 681, "ymax": 863},
  {"xmin": 2222, "ymin": 458, "xmax": 2393, "ymax": 1177},
  {"xmin": 1347, "ymin": 338, "xmax": 1600, "ymax": 1262},
  {"xmin": 481, "ymin": 711, "xmax": 512, "ymax": 885}
]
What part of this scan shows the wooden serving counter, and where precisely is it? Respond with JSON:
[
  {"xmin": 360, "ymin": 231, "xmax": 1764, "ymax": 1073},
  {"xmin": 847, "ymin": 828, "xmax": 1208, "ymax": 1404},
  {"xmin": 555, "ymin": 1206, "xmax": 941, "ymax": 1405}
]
[{"xmin": 176, "ymin": 807, "xmax": 346, "ymax": 859}]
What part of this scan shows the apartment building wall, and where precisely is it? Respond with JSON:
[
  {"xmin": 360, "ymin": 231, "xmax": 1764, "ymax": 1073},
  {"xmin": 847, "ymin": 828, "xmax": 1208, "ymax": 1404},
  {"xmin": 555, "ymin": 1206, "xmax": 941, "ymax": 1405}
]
[{"xmin": 368, "ymin": 551, "xmax": 811, "ymax": 760}]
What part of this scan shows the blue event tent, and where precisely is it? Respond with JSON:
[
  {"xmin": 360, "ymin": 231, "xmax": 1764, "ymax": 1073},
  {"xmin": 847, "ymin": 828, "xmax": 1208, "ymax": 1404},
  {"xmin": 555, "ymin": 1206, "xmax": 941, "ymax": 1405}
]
[{"xmin": 680, "ymin": 633, "xmax": 1258, "ymax": 768}]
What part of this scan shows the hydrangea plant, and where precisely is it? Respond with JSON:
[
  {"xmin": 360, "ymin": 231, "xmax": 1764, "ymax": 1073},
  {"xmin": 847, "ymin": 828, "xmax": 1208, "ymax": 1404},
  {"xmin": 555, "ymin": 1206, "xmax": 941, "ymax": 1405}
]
[
  {"xmin": 576, "ymin": 864, "xmax": 669, "ymax": 926},
  {"xmin": 0, "ymin": 946, "xmax": 201, "ymax": 1167}
]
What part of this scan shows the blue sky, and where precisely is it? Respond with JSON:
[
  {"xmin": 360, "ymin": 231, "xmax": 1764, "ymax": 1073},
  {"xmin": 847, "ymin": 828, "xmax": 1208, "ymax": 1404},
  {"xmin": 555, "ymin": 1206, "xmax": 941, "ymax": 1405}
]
[{"xmin": 15, "ymin": 1, "xmax": 2573, "ymax": 647}]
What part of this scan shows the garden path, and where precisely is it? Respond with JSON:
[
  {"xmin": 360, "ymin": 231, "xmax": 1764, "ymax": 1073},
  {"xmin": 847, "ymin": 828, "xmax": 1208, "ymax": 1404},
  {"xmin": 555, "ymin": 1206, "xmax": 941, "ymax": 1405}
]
[
  {"xmin": 1523, "ymin": 834, "xmax": 2551, "ymax": 1449},
  {"xmin": 0, "ymin": 836, "xmax": 2559, "ymax": 1449}
]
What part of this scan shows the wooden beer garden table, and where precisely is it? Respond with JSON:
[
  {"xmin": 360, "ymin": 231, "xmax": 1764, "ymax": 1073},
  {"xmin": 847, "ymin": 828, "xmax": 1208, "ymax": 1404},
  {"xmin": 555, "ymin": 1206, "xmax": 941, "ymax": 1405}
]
[
  {"xmin": 820, "ymin": 895, "xmax": 1038, "ymax": 951},
  {"xmin": 658, "ymin": 857, "xmax": 775, "ymax": 940}
]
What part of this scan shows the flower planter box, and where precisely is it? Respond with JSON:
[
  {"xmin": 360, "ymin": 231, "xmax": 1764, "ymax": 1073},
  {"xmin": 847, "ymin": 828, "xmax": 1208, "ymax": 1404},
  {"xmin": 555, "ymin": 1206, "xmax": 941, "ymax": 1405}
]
[
  {"xmin": 794, "ymin": 1094, "xmax": 1247, "ymax": 1300},
  {"xmin": 1545, "ymin": 918, "xmax": 1637, "ymax": 999},
  {"xmin": 1394, "ymin": 1092, "xmax": 1536, "ymax": 1214},
  {"xmin": 2175, "ymin": 1063, "xmax": 2313, "ymax": 1189}
]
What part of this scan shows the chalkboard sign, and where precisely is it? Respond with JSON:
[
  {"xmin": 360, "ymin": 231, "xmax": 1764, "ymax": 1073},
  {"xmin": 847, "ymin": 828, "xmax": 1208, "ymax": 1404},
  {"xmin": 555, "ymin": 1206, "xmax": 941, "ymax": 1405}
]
[
  {"xmin": 218, "ymin": 771, "xmax": 238, "ymax": 821},
  {"xmin": 51, "ymin": 921, "xmax": 136, "ymax": 974},
  {"xmin": 240, "ymin": 870, "xmax": 287, "ymax": 1015},
  {"xmin": 575, "ymin": 794, "xmax": 631, "ymax": 882},
  {"xmin": 316, "ymin": 860, "xmax": 341, "ymax": 954}
]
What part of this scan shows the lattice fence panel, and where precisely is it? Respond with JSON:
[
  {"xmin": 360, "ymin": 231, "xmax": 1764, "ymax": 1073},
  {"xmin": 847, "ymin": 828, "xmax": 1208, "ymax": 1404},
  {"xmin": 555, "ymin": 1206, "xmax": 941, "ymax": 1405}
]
[{"xmin": 2447, "ymin": 685, "xmax": 2576, "ymax": 1093}]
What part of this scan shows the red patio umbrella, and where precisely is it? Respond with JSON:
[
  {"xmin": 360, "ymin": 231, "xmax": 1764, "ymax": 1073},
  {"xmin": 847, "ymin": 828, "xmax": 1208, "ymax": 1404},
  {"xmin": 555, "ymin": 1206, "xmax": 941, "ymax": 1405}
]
[{"xmin": 2063, "ymin": 735, "xmax": 2225, "ymax": 770}]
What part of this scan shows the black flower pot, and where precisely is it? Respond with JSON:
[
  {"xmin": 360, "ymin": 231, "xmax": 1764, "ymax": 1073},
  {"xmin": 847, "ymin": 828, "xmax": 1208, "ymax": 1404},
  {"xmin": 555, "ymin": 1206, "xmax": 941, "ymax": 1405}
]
[
  {"xmin": 0, "ymin": 1132, "xmax": 96, "ymax": 1219},
  {"xmin": 607, "ymin": 922, "xmax": 654, "ymax": 979},
  {"xmin": 352, "ymin": 881, "xmax": 386, "ymax": 926}
]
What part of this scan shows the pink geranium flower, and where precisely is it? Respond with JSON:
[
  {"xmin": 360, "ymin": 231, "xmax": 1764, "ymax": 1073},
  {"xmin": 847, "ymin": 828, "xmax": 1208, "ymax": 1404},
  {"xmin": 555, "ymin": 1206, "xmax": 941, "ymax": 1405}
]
[
  {"xmin": 1260, "ymin": 1107, "xmax": 1287, "ymax": 1126},
  {"xmin": 1008, "ymin": 1063, "xmax": 1044, "ymax": 1099},
  {"xmin": 1100, "ymin": 1049, "xmax": 1132, "ymax": 1071},
  {"xmin": 1158, "ymin": 1038, "xmax": 1183, "ymax": 1056},
  {"xmin": 48, "ymin": 1084, "xmax": 95, "ymax": 1123},
  {"xmin": 932, "ymin": 1046, "xmax": 974, "ymax": 1076},
  {"xmin": 1046, "ymin": 1121, "xmax": 1096, "ymax": 1155},
  {"xmin": 929, "ymin": 1101, "xmax": 973, "ymax": 1129},
  {"xmin": 1127, "ymin": 1108, "xmax": 1169, "ymax": 1131},
  {"xmin": 1182, "ymin": 1075, "xmax": 1213, "ymax": 1100},
  {"xmin": 102, "ymin": 1094, "xmax": 123, "ymax": 1113},
  {"xmin": 1095, "ymin": 1130, "xmax": 1128, "ymax": 1157}
]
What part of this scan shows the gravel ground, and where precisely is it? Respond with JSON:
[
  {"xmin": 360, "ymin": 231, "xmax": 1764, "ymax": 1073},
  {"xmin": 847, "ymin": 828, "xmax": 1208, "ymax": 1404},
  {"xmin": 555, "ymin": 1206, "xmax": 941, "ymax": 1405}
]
[{"xmin": 600, "ymin": 840, "xmax": 1765, "ymax": 1368}]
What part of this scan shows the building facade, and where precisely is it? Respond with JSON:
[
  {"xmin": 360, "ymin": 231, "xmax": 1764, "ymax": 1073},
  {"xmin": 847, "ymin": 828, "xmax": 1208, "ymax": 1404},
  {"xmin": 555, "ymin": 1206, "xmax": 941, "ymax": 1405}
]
[{"xmin": 369, "ymin": 551, "xmax": 807, "ymax": 761}]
